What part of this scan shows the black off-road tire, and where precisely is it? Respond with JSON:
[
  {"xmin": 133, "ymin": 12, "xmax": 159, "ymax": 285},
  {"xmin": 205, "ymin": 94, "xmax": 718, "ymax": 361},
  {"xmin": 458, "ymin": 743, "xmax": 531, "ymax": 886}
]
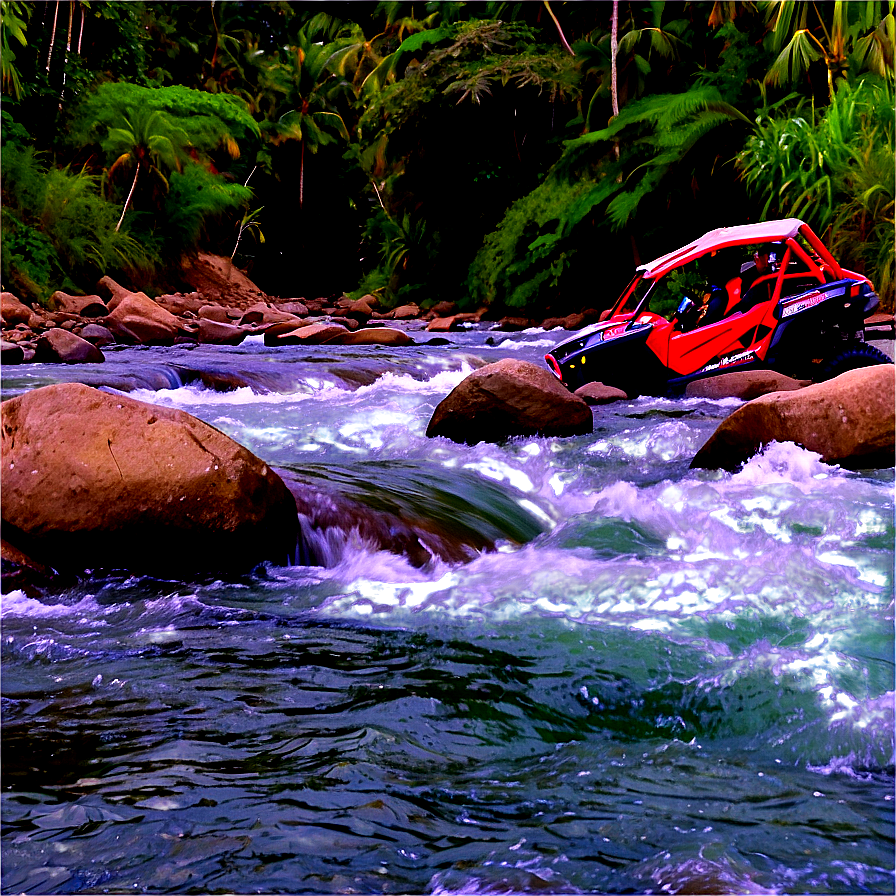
[{"xmin": 819, "ymin": 343, "xmax": 893, "ymax": 381}]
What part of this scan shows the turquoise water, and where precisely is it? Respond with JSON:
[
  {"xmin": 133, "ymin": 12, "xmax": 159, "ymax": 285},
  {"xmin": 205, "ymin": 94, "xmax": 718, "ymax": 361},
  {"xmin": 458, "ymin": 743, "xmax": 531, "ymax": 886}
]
[{"xmin": 2, "ymin": 328, "xmax": 893, "ymax": 894}]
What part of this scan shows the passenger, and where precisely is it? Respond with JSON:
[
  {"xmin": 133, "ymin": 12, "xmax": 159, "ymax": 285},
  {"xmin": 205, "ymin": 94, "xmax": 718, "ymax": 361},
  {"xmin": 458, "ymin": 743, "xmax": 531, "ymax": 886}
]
[{"xmin": 732, "ymin": 249, "xmax": 776, "ymax": 313}]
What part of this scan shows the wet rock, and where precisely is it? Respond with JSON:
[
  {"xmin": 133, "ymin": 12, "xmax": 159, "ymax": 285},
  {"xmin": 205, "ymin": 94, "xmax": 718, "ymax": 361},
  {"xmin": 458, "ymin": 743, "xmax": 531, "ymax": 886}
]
[
  {"xmin": 240, "ymin": 303, "xmax": 304, "ymax": 327},
  {"xmin": 105, "ymin": 293, "xmax": 183, "ymax": 345},
  {"xmin": 496, "ymin": 316, "xmax": 533, "ymax": 331},
  {"xmin": 685, "ymin": 370, "xmax": 809, "ymax": 400},
  {"xmin": 691, "ymin": 365, "xmax": 896, "ymax": 471},
  {"xmin": 34, "ymin": 329, "xmax": 105, "ymax": 363},
  {"xmin": 391, "ymin": 303, "xmax": 420, "ymax": 320},
  {"xmin": 426, "ymin": 316, "xmax": 458, "ymax": 332},
  {"xmin": 80, "ymin": 323, "xmax": 116, "ymax": 347},
  {"xmin": 1, "ymin": 341, "xmax": 24, "ymax": 364},
  {"xmin": 273, "ymin": 300, "xmax": 307, "ymax": 316},
  {"xmin": 346, "ymin": 298, "xmax": 374, "ymax": 323},
  {"xmin": 337, "ymin": 328, "xmax": 414, "ymax": 346},
  {"xmin": 427, "ymin": 358, "xmax": 593, "ymax": 445},
  {"xmin": 266, "ymin": 322, "xmax": 348, "ymax": 345},
  {"xmin": 197, "ymin": 319, "xmax": 248, "ymax": 345},
  {"xmin": 575, "ymin": 382, "xmax": 629, "ymax": 405},
  {"xmin": 1, "ymin": 292, "xmax": 34, "ymax": 326},
  {"xmin": 1, "ymin": 383, "xmax": 299, "ymax": 576},
  {"xmin": 49, "ymin": 291, "xmax": 109, "ymax": 318}
]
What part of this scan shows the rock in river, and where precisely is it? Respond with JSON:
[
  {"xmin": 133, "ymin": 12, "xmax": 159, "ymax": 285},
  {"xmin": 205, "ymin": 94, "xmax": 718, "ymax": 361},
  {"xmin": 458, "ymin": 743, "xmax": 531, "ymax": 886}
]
[
  {"xmin": 1, "ymin": 383, "xmax": 299, "ymax": 575},
  {"xmin": 427, "ymin": 358, "xmax": 593, "ymax": 445},
  {"xmin": 691, "ymin": 365, "xmax": 895, "ymax": 471}
]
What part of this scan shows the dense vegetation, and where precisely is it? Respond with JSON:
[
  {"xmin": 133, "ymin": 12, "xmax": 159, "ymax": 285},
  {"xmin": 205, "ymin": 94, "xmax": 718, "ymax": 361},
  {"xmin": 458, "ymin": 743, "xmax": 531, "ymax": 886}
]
[{"xmin": 2, "ymin": 1, "xmax": 893, "ymax": 311}]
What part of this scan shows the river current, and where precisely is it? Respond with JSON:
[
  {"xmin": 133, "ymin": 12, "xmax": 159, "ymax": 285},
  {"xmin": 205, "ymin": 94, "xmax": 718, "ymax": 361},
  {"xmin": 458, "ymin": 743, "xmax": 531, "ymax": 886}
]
[{"xmin": 1, "ymin": 325, "xmax": 893, "ymax": 895}]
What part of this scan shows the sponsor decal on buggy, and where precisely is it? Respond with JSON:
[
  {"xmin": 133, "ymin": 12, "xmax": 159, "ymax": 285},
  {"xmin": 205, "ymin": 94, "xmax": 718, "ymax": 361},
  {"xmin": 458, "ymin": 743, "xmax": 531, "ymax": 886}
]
[
  {"xmin": 699, "ymin": 349, "xmax": 757, "ymax": 374},
  {"xmin": 781, "ymin": 291, "xmax": 826, "ymax": 318},
  {"xmin": 600, "ymin": 324, "xmax": 629, "ymax": 341}
]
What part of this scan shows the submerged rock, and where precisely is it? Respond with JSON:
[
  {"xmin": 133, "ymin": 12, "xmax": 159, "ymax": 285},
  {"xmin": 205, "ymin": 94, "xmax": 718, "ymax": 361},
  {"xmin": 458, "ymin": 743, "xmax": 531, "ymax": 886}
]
[
  {"xmin": 427, "ymin": 358, "xmax": 593, "ymax": 445},
  {"xmin": 1, "ymin": 383, "xmax": 299, "ymax": 575},
  {"xmin": 575, "ymin": 382, "xmax": 629, "ymax": 405},
  {"xmin": 685, "ymin": 369, "xmax": 808, "ymax": 400},
  {"xmin": 691, "ymin": 364, "xmax": 895, "ymax": 471}
]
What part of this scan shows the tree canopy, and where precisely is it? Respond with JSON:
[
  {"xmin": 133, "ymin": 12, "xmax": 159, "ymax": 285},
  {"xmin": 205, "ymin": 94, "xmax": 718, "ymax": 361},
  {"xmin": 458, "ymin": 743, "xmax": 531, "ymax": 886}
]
[{"xmin": 2, "ymin": 0, "xmax": 893, "ymax": 310}]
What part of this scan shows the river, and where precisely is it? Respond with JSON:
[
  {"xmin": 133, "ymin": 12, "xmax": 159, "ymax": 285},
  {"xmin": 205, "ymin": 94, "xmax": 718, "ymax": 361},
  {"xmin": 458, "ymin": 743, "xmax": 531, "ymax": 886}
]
[{"xmin": 1, "ymin": 325, "xmax": 893, "ymax": 895}]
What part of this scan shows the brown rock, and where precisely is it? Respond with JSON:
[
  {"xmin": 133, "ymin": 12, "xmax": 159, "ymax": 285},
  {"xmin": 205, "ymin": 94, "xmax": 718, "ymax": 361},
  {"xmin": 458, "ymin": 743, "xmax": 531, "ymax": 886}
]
[
  {"xmin": 80, "ymin": 324, "xmax": 116, "ymax": 347},
  {"xmin": 496, "ymin": 316, "xmax": 532, "ymax": 331},
  {"xmin": 49, "ymin": 291, "xmax": 109, "ymax": 318},
  {"xmin": 198, "ymin": 319, "xmax": 248, "ymax": 346},
  {"xmin": 575, "ymin": 382, "xmax": 629, "ymax": 405},
  {"xmin": 336, "ymin": 328, "xmax": 414, "ymax": 346},
  {"xmin": 691, "ymin": 365, "xmax": 895, "ymax": 471},
  {"xmin": 685, "ymin": 370, "xmax": 809, "ymax": 401},
  {"xmin": 34, "ymin": 329, "xmax": 105, "ymax": 363},
  {"xmin": 96, "ymin": 276, "xmax": 146, "ymax": 311},
  {"xmin": 1, "ymin": 341, "xmax": 24, "ymax": 364},
  {"xmin": 240, "ymin": 303, "xmax": 303, "ymax": 327},
  {"xmin": 0, "ymin": 383, "xmax": 299, "ymax": 575},
  {"xmin": 392, "ymin": 303, "xmax": 420, "ymax": 320},
  {"xmin": 105, "ymin": 293, "xmax": 182, "ymax": 345},
  {"xmin": 266, "ymin": 322, "xmax": 348, "ymax": 346},
  {"xmin": 276, "ymin": 301, "xmax": 309, "ymax": 317},
  {"xmin": 429, "ymin": 301, "xmax": 458, "ymax": 319},
  {"xmin": 426, "ymin": 358, "xmax": 593, "ymax": 445},
  {"xmin": 1, "ymin": 292, "xmax": 33, "ymax": 326},
  {"xmin": 198, "ymin": 304, "xmax": 231, "ymax": 323},
  {"xmin": 155, "ymin": 292, "xmax": 205, "ymax": 315},
  {"xmin": 426, "ymin": 316, "xmax": 458, "ymax": 332}
]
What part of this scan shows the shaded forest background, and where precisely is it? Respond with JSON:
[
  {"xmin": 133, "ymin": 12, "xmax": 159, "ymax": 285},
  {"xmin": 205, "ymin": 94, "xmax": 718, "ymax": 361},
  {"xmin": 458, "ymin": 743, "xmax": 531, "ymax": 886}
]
[{"xmin": 2, "ymin": 0, "xmax": 893, "ymax": 315}]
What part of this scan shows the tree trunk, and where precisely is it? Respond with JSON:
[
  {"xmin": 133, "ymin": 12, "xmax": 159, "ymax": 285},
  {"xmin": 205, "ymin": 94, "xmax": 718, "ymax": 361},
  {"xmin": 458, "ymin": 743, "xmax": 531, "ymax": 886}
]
[
  {"xmin": 76, "ymin": 1, "xmax": 85, "ymax": 56},
  {"xmin": 46, "ymin": 0, "xmax": 61, "ymax": 74},
  {"xmin": 611, "ymin": 0, "xmax": 619, "ymax": 119},
  {"xmin": 116, "ymin": 163, "xmax": 140, "ymax": 233},
  {"xmin": 59, "ymin": 0, "xmax": 74, "ymax": 109}
]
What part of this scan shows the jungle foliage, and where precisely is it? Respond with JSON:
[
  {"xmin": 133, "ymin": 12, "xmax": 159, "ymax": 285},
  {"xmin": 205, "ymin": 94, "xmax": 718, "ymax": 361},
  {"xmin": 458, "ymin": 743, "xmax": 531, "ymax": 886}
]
[{"xmin": 2, "ymin": 1, "xmax": 894, "ymax": 310}]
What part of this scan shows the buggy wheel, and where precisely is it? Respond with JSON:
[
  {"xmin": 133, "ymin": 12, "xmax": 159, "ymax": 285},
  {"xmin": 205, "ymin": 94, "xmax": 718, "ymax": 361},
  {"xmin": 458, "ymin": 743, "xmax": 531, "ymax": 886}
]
[{"xmin": 819, "ymin": 344, "xmax": 893, "ymax": 381}]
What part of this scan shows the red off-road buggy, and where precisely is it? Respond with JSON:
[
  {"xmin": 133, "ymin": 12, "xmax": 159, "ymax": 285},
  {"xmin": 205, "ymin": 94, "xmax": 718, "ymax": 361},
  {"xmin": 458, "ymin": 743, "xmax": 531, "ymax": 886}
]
[{"xmin": 545, "ymin": 219, "xmax": 890, "ymax": 396}]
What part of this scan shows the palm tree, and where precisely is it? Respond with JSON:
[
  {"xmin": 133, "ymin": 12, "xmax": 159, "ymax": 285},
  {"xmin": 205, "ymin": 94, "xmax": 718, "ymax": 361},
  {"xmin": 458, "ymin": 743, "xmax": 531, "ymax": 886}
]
[
  {"xmin": 104, "ymin": 107, "xmax": 190, "ymax": 232},
  {"xmin": 264, "ymin": 31, "xmax": 350, "ymax": 208},
  {"xmin": 763, "ymin": 0, "xmax": 895, "ymax": 101}
]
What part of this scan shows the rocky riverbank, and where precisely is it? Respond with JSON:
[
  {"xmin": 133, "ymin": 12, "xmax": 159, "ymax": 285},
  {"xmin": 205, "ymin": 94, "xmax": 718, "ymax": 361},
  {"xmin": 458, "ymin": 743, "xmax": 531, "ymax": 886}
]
[{"xmin": 1, "ymin": 253, "xmax": 607, "ymax": 364}]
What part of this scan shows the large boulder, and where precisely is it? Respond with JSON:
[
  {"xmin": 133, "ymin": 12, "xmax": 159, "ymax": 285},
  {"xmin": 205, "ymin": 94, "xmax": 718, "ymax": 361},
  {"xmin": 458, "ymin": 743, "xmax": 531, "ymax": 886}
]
[
  {"xmin": 105, "ymin": 293, "xmax": 183, "ymax": 344},
  {"xmin": 691, "ymin": 365, "xmax": 895, "ymax": 471},
  {"xmin": 1, "ymin": 292, "xmax": 33, "ymax": 326},
  {"xmin": 1, "ymin": 341, "xmax": 24, "ymax": 364},
  {"xmin": 427, "ymin": 358, "xmax": 593, "ymax": 445},
  {"xmin": 1, "ymin": 383, "xmax": 299, "ymax": 575},
  {"xmin": 575, "ymin": 382, "xmax": 629, "ymax": 405},
  {"xmin": 34, "ymin": 328, "xmax": 105, "ymax": 363},
  {"xmin": 197, "ymin": 319, "xmax": 248, "ymax": 345},
  {"xmin": 49, "ymin": 291, "xmax": 109, "ymax": 318},
  {"xmin": 685, "ymin": 369, "xmax": 808, "ymax": 400},
  {"xmin": 266, "ymin": 322, "xmax": 348, "ymax": 346}
]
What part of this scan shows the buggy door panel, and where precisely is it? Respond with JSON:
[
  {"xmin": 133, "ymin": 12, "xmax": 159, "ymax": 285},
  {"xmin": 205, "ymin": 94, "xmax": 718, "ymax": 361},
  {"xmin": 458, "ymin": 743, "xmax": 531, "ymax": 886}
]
[{"xmin": 668, "ymin": 303, "xmax": 769, "ymax": 375}]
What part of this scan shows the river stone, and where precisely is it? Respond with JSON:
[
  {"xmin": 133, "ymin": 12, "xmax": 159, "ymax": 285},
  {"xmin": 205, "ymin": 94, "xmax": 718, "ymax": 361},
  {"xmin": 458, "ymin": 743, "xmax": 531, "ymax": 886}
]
[
  {"xmin": 267, "ymin": 322, "xmax": 349, "ymax": 345},
  {"xmin": 2, "ymin": 292, "xmax": 33, "ymax": 326},
  {"xmin": 198, "ymin": 319, "xmax": 248, "ymax": 345},
  {"xmin": 685, "ymin": 370, "xmax": 809, "ymax": 400},
  {"xmin": 34, "ymin": 329, "xmax": 105, "ymax": 363},
  {"xmin": 240, "ymin": 303, "xmax": 302, "ymax": 326},
  {"xmin": 105, "ymin": 293, "xmax": 182, "ymax": 344},
  {"xmin": 426, "ymin": 316, "xmax": 458, "ymax": 332},
  {"xmin": 427, "ymin": 358, "xmax": 593, "ymax": 445},
  {"xmin": 391, "ymin": 303, "xmax": 420, "ymax": 320},
  {"xmin": 497, "ymin": 316, "xmax": 533, "ymax": 331},
  {"xmin": 691, "ymin": 365, "xmax": 896, "ymax": 471},
  {"xmin": 80, "ymin": 323, "xmax": 116, "ymax": 347},
  {"xmin": 198, "ymin": 304, "xmax": 231, "ymax": 323},
  {"xmin": 49, "ymin": 291, "xmax": 109, "ymax": 318},
  {"xmin": 1, "ymin": 341, "xmax": 25, "ymax": 364},
  {"xmin": 336, "ymin": 328, "xmax": 413, "ymax": 346},
  {"xmin": 575, "ymin": 382, "xmax": 629, "ymax": 405},
  {"xmin": 276, "ymin": 300, "xmax": 309, "ymax": 316},
  {"xmin": 0, "ymin": 383, "xmax": 299, "ymax": 575}
]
